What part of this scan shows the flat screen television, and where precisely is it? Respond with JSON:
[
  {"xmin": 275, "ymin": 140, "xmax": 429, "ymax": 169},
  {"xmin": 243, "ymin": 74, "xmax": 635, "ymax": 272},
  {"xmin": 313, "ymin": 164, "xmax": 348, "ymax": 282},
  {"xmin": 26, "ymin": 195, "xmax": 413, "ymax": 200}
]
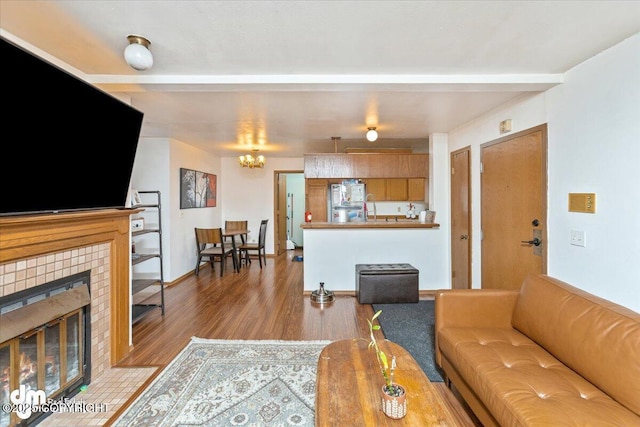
[{"xmin": 1, "ymin": 37, "xmax": 143, "ymax": 216}]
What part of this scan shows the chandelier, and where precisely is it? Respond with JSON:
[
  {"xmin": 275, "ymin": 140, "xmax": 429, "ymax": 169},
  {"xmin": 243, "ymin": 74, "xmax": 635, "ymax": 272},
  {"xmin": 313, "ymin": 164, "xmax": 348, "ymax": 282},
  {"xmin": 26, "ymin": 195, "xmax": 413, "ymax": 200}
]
[{"xmin": 238, "ymin": 149, "xmax": 265, "ymax": 168}]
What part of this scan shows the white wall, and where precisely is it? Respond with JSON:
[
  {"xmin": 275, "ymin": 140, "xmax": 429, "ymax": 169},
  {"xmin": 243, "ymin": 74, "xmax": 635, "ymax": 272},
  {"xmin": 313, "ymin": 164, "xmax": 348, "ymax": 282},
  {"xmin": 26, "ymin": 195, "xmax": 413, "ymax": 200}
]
[
  {"xmin": 131, "ymin": 138, "xmax": 221, "ymax": 282},
  {"xmin": 449, "ymin": 33, "xmax": 640, "ymax": 312},
  {"xmin": 169, "ymin": 140, "xmax": 222, "ymax": 280},
  {"xmin": 220, "ymin": 157, "xmax": 305, "ymax": 254},
  {"xmin": 428, "ymin": 133, "xmax": 451, "ymax": 290},
  {"xmin": 545, "ymin": 33, "xmax": 640, "ymax": 311}
]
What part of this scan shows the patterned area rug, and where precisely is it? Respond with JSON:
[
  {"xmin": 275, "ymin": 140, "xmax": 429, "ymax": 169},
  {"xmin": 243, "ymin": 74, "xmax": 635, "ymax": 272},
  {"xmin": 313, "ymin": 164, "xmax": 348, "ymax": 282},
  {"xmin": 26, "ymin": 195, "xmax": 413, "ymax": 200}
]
[{"xmin": 113, "ymin": 338, "xmax": 331, "ymax": 426}]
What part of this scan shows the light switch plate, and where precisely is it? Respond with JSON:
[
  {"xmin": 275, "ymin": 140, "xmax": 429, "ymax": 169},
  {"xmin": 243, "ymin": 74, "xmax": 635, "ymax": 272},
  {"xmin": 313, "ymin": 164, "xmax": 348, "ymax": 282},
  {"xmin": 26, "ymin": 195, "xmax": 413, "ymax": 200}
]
[
  {"xmin": 131, "ymin": 218, "xmax": 144, "ymax": 231},
  {"xmin": 570, "ymin": 230, "xmax": 586, "ymax": 247}
]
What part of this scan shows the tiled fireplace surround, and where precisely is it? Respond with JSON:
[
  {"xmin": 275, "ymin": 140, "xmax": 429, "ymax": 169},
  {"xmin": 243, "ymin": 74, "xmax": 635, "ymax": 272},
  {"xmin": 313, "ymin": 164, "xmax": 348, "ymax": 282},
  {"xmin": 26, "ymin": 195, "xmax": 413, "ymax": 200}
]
[
  {"xmin": 0, "ymin": 243, "xmax": 112, "ymax": 379},
  {"xmin": 0, "ymin": 210, "xmax": 162, "ymax": 425},
  {"xmin": 0, "ymin": 210, "xmax": 134, "ymax": 375}
]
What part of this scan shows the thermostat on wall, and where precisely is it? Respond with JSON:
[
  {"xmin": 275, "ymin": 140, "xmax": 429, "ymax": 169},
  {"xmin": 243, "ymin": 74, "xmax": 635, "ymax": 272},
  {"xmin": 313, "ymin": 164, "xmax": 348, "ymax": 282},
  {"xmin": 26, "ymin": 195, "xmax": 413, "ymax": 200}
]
[{"xmin": 131, "ymin": 218, "xmax": 145, "ymax": 231}]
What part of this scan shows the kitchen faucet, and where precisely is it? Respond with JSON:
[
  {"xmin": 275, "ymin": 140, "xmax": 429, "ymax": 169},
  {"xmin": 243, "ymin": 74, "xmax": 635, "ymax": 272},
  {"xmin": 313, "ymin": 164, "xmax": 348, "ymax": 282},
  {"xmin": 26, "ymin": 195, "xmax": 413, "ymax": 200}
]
[{"xmin": 365, "ymin": 193, "xmax": 377, "ymax": 222}]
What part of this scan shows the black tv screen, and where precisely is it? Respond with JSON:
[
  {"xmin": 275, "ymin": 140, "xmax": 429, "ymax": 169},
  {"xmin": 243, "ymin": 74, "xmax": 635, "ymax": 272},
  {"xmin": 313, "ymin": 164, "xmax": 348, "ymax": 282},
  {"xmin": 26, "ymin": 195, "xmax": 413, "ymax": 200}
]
[{"xmin": 1, "ymin": 37, "xmax": 143, "ymax": 216}]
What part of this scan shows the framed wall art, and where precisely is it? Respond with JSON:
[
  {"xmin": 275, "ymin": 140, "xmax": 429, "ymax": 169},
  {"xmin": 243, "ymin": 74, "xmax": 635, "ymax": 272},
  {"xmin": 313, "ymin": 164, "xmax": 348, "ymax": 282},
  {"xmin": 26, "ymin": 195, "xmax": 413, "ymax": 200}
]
[{"xmin": 180, "ymin": 168, "xmax": 217, "ymax": 209}]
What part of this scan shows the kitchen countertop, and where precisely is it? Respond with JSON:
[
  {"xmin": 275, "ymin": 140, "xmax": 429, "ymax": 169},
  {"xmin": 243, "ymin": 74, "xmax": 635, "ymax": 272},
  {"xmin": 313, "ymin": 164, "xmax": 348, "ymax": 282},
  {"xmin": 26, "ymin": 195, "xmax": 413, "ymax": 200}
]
[{"xmin": 300, "ymin": 221, "xmax": 439, "ymax": 229}]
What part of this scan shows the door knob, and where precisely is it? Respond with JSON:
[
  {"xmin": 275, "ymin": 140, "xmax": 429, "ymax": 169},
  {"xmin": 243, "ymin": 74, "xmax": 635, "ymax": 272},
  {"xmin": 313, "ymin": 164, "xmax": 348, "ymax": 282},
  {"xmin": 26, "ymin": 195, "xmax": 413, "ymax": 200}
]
[
  {"xmin": 521, "ymin": 237, "xmax": 542, "ymax": 246},
  {"xmin": 460, "ymin": 234, "xmax": 469, "ymax": 240}
]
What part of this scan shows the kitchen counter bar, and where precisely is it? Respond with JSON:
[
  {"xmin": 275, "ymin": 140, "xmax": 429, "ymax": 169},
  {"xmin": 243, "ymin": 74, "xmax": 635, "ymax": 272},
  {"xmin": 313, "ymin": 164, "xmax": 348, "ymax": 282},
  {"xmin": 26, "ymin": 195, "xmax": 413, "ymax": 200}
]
[
  {"xmin": 301, "ymin": 223, "xmax": 447, "ymax": 292},
  {"xmin": 300, "ymin": 221, "xmax": 439, "ymax": 229}
]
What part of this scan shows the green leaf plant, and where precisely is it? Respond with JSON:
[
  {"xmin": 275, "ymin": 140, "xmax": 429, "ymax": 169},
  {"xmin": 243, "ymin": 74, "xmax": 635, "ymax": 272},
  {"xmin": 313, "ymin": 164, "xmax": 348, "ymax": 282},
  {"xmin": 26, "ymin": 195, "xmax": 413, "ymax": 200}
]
[{"xmin": 367, "ymin": 309, "xmax": 404, "ymax": 397}]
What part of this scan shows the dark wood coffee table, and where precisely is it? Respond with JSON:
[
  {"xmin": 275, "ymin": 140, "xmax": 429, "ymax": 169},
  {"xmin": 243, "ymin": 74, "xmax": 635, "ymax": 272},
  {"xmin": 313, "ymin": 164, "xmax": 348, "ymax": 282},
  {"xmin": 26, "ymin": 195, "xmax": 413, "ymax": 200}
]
[{"xmin": 315, "ymin": 339, "xmax": 456, "ymax": 426}]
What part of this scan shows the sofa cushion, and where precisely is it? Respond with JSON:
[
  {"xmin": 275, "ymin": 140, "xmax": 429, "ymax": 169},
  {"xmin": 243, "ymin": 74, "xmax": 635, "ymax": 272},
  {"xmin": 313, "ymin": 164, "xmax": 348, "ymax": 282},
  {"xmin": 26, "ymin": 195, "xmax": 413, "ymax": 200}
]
[
  {"xmin": 438, "ymin": 326, "xmax": 640, "ymax": 425},
  {"xmin": 511, "ymin": 275, "xmax": 640, "ymax": 415}
]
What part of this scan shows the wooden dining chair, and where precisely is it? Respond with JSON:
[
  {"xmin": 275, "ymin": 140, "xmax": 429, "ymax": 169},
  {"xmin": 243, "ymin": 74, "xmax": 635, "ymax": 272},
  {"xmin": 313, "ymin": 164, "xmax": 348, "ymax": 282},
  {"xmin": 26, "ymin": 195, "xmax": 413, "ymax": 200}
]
[
  {"xmin": 224, "ymin": 220, "xmax": 248, "ymax": 244},
  {"xmin": 194, "ymin": 227, "xmax": 235, "ymax": 276},
  {"xmin": 238, "ymin": 219, "xmax": 268, "ymax": 268}
]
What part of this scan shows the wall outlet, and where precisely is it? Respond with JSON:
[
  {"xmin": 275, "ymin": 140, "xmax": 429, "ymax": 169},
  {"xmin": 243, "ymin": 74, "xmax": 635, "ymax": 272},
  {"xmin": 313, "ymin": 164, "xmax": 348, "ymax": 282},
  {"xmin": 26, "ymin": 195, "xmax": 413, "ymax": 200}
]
[
  {"xmin": 397, "ymin": 207, "xmax": 401, "ymax": 212},
  {"xmin": 570, "ymin": 230, "xmax": 586, "ymax": 247}
]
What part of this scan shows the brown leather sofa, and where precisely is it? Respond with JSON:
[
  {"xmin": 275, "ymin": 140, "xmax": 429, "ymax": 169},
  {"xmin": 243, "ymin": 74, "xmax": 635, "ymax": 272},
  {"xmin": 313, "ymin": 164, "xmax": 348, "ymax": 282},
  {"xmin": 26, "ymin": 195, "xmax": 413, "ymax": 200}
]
[{"xmin": 435, "ymin": 274, "xmax": 640, "ymax": 426}]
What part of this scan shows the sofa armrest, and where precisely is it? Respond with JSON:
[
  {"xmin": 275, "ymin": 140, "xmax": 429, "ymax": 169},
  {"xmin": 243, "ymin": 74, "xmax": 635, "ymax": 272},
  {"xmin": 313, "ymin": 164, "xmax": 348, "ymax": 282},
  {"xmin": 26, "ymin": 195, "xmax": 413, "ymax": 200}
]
[{"xmin": 435, "ymin": 289, "xmax": 519, "ymax": 367}]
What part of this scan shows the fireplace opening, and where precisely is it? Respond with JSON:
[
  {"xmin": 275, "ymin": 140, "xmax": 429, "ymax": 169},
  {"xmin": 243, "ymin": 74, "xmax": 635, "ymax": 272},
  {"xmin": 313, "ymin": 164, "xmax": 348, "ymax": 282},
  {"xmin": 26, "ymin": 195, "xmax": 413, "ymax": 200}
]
[{"xmin": 0, "ymin": 271, "xmax": 91, "ymax": 427}]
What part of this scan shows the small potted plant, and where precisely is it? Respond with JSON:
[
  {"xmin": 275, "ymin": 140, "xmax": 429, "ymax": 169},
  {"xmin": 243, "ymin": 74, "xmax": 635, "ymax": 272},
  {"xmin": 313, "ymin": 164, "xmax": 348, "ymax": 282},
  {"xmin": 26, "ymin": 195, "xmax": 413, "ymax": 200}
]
[{"xmin": 367, "ymin": 309, "xmax": 407, "ymax": 419}]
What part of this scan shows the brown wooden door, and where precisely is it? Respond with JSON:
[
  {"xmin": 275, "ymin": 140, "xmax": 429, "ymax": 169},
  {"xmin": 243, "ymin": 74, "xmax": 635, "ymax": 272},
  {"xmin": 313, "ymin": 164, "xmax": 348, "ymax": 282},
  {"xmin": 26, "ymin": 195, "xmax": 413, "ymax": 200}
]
[
  {"xmin": 306, "ymin": 179, "xmax": 328, "ymax": 222},
  {"xmin": 451, "ymin": 147, "xmax": 471, "ymax": 289},
  {"xmin": 275, "ymin": 172, "xmax": 288, "ymax": 255},
  {"xmin": 481, "ymin": 125, "xmax": 547, "ymax": 290}
]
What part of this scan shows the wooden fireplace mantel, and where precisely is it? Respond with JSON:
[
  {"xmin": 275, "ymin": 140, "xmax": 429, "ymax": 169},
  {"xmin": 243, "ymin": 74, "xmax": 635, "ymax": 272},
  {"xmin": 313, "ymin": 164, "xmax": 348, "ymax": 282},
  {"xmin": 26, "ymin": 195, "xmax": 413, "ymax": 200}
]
[{"xmin": 0, "ymin": 208, "xmax": 139, "ymax": 364}]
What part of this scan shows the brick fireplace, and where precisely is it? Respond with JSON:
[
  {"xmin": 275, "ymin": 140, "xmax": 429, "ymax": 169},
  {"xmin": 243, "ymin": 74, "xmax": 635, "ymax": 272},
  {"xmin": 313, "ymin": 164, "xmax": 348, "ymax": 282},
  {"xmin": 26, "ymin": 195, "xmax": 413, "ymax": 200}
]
[{"xmin": 0, "ymin": 210, "xmax": 133, "ymax": 373}]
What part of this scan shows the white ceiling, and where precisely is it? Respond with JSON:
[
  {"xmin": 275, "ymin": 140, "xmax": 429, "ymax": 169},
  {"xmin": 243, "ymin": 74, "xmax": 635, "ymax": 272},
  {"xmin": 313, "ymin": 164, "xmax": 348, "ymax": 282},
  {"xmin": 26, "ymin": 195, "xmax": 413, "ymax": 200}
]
[{"xmin": 2, "ymin": 1, "xmax": 639, "ymax": 157}]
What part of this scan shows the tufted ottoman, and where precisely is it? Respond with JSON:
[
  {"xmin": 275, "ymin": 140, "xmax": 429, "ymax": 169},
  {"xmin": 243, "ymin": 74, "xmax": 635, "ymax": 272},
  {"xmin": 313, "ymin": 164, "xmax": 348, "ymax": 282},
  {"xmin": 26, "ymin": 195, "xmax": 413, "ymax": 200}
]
[{"xmin": 355, "ymin": 263, "xmax": 419, "ymax": 304}]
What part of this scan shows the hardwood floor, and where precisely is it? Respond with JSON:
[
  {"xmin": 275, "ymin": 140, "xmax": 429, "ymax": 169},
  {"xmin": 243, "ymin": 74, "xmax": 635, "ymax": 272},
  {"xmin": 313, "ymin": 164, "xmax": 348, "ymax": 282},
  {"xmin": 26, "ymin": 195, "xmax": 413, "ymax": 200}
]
[{"xmin": 117, "ymin": 248, "xmax": 481, "ymax": 426}]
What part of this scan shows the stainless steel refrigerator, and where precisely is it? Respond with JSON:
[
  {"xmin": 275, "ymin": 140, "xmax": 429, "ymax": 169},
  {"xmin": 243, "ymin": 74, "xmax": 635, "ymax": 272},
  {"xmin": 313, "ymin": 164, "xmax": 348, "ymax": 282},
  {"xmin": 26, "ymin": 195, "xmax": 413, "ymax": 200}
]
[{"xmin": 329, "ymin": 181, "xmax": 366, "ymax": 223}]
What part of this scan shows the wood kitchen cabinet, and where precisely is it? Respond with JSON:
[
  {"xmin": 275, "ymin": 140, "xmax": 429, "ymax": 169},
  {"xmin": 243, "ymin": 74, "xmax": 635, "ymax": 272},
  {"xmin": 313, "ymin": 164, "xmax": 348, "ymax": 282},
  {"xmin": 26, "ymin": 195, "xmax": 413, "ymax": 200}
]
[
  {"xmin": 363, "ymin": 178, "xmax": 386, "ymax": 201},
  {"xmin": 306, "ymin": 179, "xmax": 328, "ymax": 222},
  {"xmin": 386, "ymin": 179, "xmax": 408, "ymax": 200},
  {"xmin": 304, "ymin": 153, "xmax": 428, "ymax": 179},
  {"xmin": 363, "ymin": 178, "xmax": 425, "ymax": 201},
  {"xmin": 408, "ymin": 178, "xmax": 426, "ymax": 201}
]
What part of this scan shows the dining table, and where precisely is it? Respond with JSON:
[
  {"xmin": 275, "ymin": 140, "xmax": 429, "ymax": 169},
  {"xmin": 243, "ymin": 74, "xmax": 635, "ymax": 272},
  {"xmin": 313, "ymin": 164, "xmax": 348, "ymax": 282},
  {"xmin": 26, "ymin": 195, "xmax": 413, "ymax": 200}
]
[{"xmin": 222, "ymin": 228, "xmax": 250, "ymax": 272}]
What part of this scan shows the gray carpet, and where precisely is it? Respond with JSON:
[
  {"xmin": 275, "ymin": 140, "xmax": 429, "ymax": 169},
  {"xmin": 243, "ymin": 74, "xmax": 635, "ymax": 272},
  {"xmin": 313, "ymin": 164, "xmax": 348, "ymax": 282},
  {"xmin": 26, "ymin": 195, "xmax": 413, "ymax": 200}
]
[{"xmin": 372, "ymin": 300, "xmax": 444, "ymax": 382}]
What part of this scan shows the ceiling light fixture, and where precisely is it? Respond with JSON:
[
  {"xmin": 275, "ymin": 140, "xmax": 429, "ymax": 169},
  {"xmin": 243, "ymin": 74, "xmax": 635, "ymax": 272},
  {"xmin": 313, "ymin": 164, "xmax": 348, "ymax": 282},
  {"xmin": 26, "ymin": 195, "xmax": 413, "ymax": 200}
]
[
  {"xmin": 366, "ymin": 127, "xmax": 378, "ymax": 142},
  {"xmin": 239, "ymin": 149, "xmax": 265, "ymax": 169},
  {"xmin": 124, "ymin": 34, "xmax": 153, "ymax": 71}
]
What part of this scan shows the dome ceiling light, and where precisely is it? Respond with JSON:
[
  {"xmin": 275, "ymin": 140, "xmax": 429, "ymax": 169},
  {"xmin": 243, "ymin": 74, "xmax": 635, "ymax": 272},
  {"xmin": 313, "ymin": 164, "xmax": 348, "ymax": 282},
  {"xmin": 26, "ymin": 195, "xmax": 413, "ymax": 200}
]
[
  {"xmin": 366, "ymin": 127, "xmax": 378, "ymax": 142},
  {"xmin": 124, "ymin": 34, "xmax": 153, "ymax": 71}
]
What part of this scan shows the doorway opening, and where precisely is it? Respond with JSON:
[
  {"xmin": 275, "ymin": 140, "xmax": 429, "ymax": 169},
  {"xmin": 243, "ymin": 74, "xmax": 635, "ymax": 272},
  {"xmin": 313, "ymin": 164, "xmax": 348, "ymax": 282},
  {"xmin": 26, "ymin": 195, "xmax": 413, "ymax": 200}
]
[{"xmin": 274, "ymin": 170, "xmax": 304, "ymax": 256}]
